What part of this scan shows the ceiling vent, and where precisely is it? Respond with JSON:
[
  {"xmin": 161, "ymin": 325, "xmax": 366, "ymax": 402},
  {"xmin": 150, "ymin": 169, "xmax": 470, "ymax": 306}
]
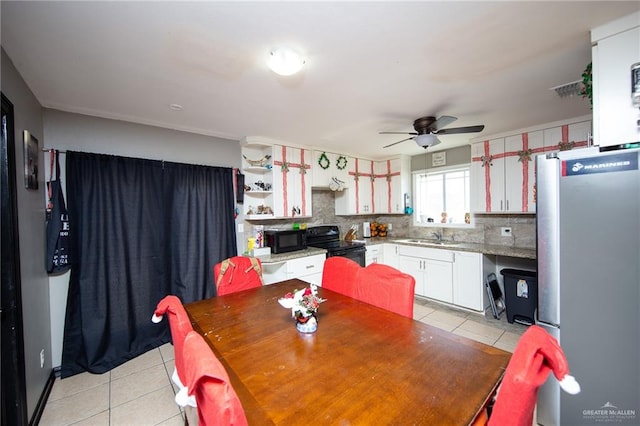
[{"xmin": 549, "ymin": 80, "xmax": 584, "ymax": 98}]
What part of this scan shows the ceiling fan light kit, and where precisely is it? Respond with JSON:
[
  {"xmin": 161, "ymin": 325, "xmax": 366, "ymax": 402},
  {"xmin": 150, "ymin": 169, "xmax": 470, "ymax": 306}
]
[
  {"xmin": 380, "ymin": 115, "xmax": 485, "ymax": 149},
  {"xmin": 268, "ymin": 47, "xmax": 305, "ymax": 76},
  {"xmin": 413, "ymin": 134, "xmax": 441, "ymax": 148}
]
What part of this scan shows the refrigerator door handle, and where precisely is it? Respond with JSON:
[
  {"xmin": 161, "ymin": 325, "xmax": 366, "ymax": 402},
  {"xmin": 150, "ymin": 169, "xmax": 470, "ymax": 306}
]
[{"xmin": 536, "ymin": 154, "xmax": 561, "ymax": 326}]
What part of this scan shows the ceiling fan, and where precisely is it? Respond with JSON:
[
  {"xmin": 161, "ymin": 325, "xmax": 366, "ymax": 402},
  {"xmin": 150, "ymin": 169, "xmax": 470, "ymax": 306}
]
[{"xmin": 381, "ymin": 115, "xmax": 485, "ymax": 149}]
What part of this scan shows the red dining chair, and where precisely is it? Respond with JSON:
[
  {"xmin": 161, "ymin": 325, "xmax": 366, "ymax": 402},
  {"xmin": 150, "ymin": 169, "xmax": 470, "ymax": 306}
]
[
  {"xmin": 354, "ymin": 263, "xmax": 416, "ymax": 318},
  {"xmin": 213, "ymin": 256, "xmax": 264, "ymax": 296},
  {"xmin": 177, "ymin": 331, "xmax": 249, "ymax": 426},
  {"xmin": 321, "ymin": 256, "xmax": 361, "ymax": 298},
  {"xmin": 483, "ymin": 325, "xmax": 580, "ymax": 426},
  {"xmin": 151, "ymin": 295, "xmax": 197, "ymax": 408}
]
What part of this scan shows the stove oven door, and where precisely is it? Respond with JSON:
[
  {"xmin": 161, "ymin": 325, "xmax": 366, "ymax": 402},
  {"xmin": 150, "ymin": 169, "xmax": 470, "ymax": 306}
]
[{"xmin": 327, "ymin": 247, "xmax": 366, "ymax": 267}]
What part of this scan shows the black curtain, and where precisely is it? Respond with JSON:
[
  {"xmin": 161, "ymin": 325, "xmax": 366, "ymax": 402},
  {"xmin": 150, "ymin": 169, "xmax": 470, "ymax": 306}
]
[
  {"xmin": 163, "ymin": 161, "xmax": 238, "ymax": 302},
  {"xmin": 61, "ymin": 152, "xmax": 237, "ymax": 378}
]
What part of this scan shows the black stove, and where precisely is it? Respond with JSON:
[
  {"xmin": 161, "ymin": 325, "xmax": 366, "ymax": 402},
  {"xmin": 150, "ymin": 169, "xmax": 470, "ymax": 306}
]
[{"xmin": 306, "ymin": 225, "xmax": 366, "ymax": 266}]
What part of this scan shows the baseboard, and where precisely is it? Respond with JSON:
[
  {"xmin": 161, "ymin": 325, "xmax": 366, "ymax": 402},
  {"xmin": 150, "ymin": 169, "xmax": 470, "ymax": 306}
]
[{"xmin": 29, "ymin": 369, "xmax": 56, "ymax": 426}]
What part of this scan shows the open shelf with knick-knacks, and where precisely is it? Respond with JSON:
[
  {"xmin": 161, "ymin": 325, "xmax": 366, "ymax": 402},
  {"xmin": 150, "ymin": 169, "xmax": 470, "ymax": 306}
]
[
  {"xmin": 241, "ymin": 140, "xmax": 275, "ymax": 220},
  {"xmin": 241, "ymin": 137, "xmax": 313, "ymax": 220}
]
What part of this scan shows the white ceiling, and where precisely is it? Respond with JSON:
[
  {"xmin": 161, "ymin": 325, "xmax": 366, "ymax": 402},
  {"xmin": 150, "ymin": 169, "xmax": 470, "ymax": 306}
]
[{"xmin": 2, "ymin": 1, "xmax": 639, "ymax": 160}]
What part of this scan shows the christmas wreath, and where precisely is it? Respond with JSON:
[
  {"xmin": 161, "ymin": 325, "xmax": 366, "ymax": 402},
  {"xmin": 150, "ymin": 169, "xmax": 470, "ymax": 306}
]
[
  {"xmin": 336, "ymin": 155, "xmax": 347, "ymax": 170},
  {"xmin": 317, "ymin": 152, "xmax": 330, "ymax": 170}
]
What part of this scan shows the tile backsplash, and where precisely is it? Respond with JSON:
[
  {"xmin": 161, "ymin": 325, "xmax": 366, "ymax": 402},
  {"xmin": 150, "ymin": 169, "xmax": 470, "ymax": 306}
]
[{"xmin": 245, "ymin": 189, "xmax": 536, "ymax": 250}]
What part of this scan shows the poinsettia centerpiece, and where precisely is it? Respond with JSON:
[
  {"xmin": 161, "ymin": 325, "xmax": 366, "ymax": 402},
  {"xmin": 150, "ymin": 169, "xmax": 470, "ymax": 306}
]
[{"xmin": 278, "ymin": 284, "xmax": 326, "ymax": 320}]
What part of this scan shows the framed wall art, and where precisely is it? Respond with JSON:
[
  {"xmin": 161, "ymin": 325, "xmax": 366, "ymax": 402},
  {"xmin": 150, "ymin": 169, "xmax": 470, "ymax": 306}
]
[{"xmin": 23, "ymin": 130, "xmax": 39, "ymax": 190}]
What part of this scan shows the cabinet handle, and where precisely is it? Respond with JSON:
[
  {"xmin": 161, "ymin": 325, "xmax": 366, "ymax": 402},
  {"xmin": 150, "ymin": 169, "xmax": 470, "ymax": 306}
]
[
  {"xmin": 506, "ymin": 200, "xmax": 509, "ymax": 211},
  {"xmin": 305, "ymin": 265, "xmax": 314, "ymax": 269},
  {"xmin": 500, "ymin": 200, "xmax": 503, "ymax": 211}
]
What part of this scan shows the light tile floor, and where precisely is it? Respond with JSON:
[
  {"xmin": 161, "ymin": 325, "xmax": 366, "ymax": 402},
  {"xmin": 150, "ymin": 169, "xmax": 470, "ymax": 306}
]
[{"xmin": 40, "ymin": 299, "xmax": 526, "ymax": 425}]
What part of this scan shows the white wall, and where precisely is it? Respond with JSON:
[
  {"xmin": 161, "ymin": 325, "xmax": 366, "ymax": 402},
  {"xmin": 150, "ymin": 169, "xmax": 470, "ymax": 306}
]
[{"xmin": 42, "ymin": 109, "xmax": 242, "ymax": 367}]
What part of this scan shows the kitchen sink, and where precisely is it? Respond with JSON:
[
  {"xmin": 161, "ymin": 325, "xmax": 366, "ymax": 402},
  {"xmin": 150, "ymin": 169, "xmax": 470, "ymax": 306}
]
[{"xmin": 394, "ymin": 239, "xmax": 460, "ymax": 247}]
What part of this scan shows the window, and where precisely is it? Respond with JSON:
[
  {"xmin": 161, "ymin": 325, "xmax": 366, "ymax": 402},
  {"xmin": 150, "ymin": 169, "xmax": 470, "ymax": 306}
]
[{"xmin": 413, "ymin": 166, "xmax": 470, "ymax": 226}]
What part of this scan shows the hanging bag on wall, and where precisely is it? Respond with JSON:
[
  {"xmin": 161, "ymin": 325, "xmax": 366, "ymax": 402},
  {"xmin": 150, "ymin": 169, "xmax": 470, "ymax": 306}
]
[{"xmin": 46, "ymin": 149, "xmax": 71, "ymax": 273}]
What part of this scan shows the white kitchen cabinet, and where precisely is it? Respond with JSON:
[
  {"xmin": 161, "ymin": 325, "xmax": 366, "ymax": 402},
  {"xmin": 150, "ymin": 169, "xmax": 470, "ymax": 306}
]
[
  {"xmin": 372, "ymin": 157, "xmax": 411, "ymax": 214},
  {"xmin": 471, "ymin": 119, "xmax": 591, "ymax": 213},
  {"xmin": 365, "ymin": 244, "xmax": 383, "ymax": 266},
  {"xmin": 272, "ymin": 145, "xmax": 313, "ymax": 219},
  {"xmin": 591, "ymin": 12, "xmax": 640, "ymax": 147},
  {"xmin": 396, "ymin": 244, "xmax": 487, "ymax": 311},
  {"xmin": 241, "ymin": 139, "xmax": 313, "ymax": 220},
  {"xmin": 471, "ymin": 139, "xmax": 506, "ymax": 213},
  {"xmin": 452, "ymin": 251, "xmax": 486, "ymax": 311},
  {"xmin": 311, "ymin": 150, "xmax": 349, "ymax": 189},
  {"xmin": 382, "ymin": 243, "xmax": 399, "ymax": 269},
  {"xmin": 262, "ymin": 254, "xmax": 325, "ymax": 286},
  {"xmin": 424, "ymin": 258, "xmax": 454, "ymax": 303},
  {"xmin": 397, "ymin": 245, "xmax": 454, "ymax": 302},
  {"xmin": 286, "ymin": 254, "xmax": 325, "ymax": 286},
  {"xmin": 336, "ymin": 156, "xmax": 410, "ymax": 215},
  {"xmin": 398, "ymin": 254, "xmax": 426, "ymax": 296},
  {"xmin": 335, "ymin": 157, "xmax": 375, "ymax": 215}
]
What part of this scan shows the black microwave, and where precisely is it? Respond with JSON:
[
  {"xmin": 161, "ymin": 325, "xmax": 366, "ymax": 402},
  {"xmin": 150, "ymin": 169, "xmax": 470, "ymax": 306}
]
[{"xmin": 264, "ymin": 229, "xmax": 307, "ymax": 254}]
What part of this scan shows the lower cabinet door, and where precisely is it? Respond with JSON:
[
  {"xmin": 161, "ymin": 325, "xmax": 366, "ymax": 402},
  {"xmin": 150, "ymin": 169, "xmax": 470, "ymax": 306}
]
[
  {"xmin": 452, "ymin": 251, "xmax": 484, "ymax": 311},
  {"xmin": 398, "ymin": 255, "xmax": 425, "ymax": 296},
  {"xmin": 423, "ymin": 259, "xmax": 453, "ymax": 303}
]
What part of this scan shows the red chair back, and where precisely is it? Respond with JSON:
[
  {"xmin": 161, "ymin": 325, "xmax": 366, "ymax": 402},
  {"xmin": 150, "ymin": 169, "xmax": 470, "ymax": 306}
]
[
  {"xmin": 488, "ymin": 325, "xmax": 578, "ymax": 426},
  {"xmin": 214, "ymin": 256, "xmax": 263, "ymax": 296},
  {"xmin": 321, "ymin": 256, "xmax": 361, "ymax": 298},
  {"xmin": 183, "ymin": 331, "xmax": 248, "ymax": 426},
  {"xmin": 355, "ymin": 263, "xmax": 415, "ymax": 318},
  {"xmin": 152, "ymin": 295, "xmax": 193, "ymax": 387}
]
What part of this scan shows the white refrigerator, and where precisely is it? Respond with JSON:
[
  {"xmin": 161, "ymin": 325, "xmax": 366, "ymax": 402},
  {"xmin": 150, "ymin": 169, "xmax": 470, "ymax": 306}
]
[{"xmin": 536, "ymin": 145, "xmax": 640, "ymax": 425}]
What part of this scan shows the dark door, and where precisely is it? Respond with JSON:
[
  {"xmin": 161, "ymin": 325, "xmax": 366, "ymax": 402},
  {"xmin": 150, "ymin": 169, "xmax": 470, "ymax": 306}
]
[{"xmin": 1, "ymin": 93, "xmax": 28, "ymax": 425}]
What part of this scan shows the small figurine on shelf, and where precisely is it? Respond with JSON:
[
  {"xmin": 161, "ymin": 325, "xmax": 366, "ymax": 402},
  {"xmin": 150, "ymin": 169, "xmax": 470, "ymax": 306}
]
[
  {"xmin": 465, "ymin": 213, "xmax": 471, "ymax": 224},
  {"xmin": 441, "ymin": 212, "xmax": 448, "ymax": 224}
]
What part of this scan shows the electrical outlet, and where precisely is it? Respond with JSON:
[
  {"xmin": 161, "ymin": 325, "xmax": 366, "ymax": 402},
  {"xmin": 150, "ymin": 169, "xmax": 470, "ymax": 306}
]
[
  {"xmin": 237, "ymin": 223, "xmax": 244, "ymax": 233},
  {"xmin": 501, "ymin": 227, "xmax": 512, "ymax": 237},
  {"xmin": 40, "ymin": 349, "xmax": 45, "ymax": 368},
  {"xmin": 387, "ymin": 223, "xmax": 392, "ymax": 231}
]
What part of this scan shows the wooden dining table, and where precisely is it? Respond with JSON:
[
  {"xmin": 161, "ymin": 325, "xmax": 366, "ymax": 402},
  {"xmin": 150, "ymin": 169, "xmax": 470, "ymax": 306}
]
[{"xmin": 184, "ymin": 279, "xmax": 511, "ymax": 425}]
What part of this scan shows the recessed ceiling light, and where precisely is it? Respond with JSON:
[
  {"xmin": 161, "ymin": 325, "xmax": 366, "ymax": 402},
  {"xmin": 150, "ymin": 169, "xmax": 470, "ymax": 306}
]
[
  {"xmin": 268, "ymin": 47, "xmax": 305, "ymax": 76},
  {"xmin": 169, "ymin": 103, "xmax": 183, "ymax": 111}
]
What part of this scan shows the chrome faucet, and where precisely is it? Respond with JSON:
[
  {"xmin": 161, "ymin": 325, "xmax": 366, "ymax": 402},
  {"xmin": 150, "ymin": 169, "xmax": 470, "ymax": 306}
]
[{"xmin": 431, "ymin": 231, "xmax": 442, "ymax": 241}]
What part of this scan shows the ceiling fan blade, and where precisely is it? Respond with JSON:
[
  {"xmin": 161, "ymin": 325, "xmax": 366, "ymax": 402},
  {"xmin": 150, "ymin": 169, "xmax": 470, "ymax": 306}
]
[
  {"xmin": 379, "ymin": 131, "xmax": 418, "ymax": 135},
  {"xmin": 436, "ymin": 125, "xmax": 485, "ymax": 135},
  {"xmin": 432, "ymin": 115, "xmax": 458, "ymax": 130},
  {"xmin": 383, "ymin": 137, "xmax": 414, "ymax": 148}
]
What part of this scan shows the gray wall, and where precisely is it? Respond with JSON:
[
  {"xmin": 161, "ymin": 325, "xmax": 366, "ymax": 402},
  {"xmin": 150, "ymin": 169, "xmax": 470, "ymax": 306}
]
[
  {"xmin": 43, "ymin": 110, "xmax": 242, "ymax": 368},
  {"xmin": 1, "ymin": 47, "xmax": 52, "ymax": 421},
  {"xmin": 43, "ymin": 109, "xmax": 240, "ymax": 167},
  {"xmin": 411, "ymin": 145, "xmax": 471, "ymax": 171}
]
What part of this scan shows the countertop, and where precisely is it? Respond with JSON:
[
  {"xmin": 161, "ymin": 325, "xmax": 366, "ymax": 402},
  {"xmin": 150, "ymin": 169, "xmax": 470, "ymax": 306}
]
[
  {"xmin": 256, "ymin": 237, "xmax": 536, "ymax": 263},
  {"xmin": 257, "ymin": 247, "xmax": 327, "ymax": 264},
  {"xmin": 359, "ymin": 237, "xmax": 537, "ymax": 260}
]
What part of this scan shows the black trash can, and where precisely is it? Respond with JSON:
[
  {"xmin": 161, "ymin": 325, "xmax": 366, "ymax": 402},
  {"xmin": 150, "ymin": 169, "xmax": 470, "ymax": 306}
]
[{"xmin": 500, "ymin": 268, "xmax": 537, "ymax": 325}]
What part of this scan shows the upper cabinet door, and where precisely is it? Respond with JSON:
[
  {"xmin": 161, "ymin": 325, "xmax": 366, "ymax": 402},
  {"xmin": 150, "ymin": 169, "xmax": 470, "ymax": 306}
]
[
  {"xmin": 592, "ymin": 21, "xmax": 640, "ymax": 147},
  {"xmin": 311, "ymin": 151, "xmax": 349, "ymax": 189},
  {"xmin": 373, "ymin": 157, "xmax": 410, "ymax": 214},
  {"xmin": 272, "ymin": 145, "xmax": 312, "ymax": 218},
  {"xmin": 471, "ymin": 139, "xmax": 506, "ymax": 213},
  {"xmin": 472, "ymin": 119, "xmax": 592, "ymax": 214},
  {"xmin": 335, "ymin": 157, "xmax": 374, "ymax": 215},
  {"xmin": 504, "ymin": 130, "xmax": 543, "ymax": 213}
]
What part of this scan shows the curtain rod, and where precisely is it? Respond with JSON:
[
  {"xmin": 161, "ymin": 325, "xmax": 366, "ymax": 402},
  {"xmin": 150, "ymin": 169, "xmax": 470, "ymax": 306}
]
[{"xmin": 42, "ymin": 148, "xmax": 67, "ymax": 153}]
